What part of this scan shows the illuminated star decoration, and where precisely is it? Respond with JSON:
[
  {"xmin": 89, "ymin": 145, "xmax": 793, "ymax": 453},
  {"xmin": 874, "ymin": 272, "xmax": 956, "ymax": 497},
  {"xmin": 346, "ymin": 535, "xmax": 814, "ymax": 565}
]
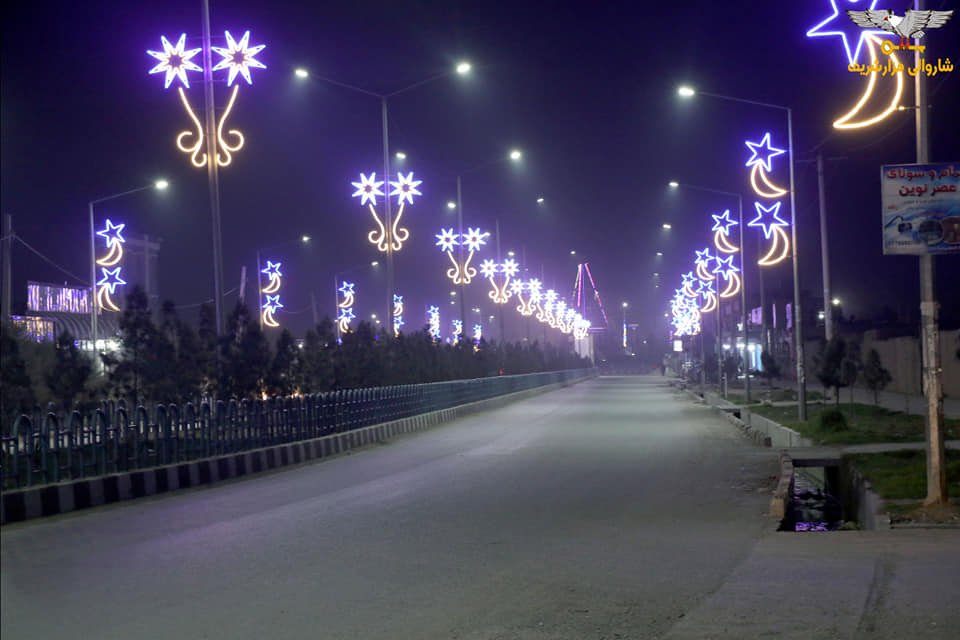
[
  {"xmin": 211, "ymin": 30, "xmax": 266, "ymax": 86},
  {"xmin": 97, "ymin": 219, "xmax": 126, "ymax": 247},
  {"xmin": 98, "ymin": 267, "xmax": 126, "ymax": 294},
  {"xmin": 749, "ymin": 201, "xmax": 789, "ymax": 239},
  {"xmin": 427, "ymin": 305, "xmax": 441, "ymax": 340},
  {"xmin": 389, "ymin": 172, "xmax": 423, "ymax": 206},
  {"xmin": 712, "ymin": 254, "xmax": 739, "ymax": 279},
  {"xmin": 147, "ymin": 34, "xmax": 203, "ymax": 89},
  {"xmin": 261, "ymin": 260, "xmax": 282, "ymax": 295},
  {"xmin": 352, "ymin": 173, "xmax": 385, "ymax": 207},
  {"xmin": 436, "ymin": 228, "xmax": 459, "ymax": 252},
  {"xmin": 711, "ymin": 210, "xmax": 738, "ymax": 236},
  {"xmin": 744, "ymin": 133, "xmax": 786, "ymax": 173},
  {"xmin": 462, "ymin": 228, "xmax": 489, "ymax": 252},
  {"xmin": 263, "ymin": 294, "xmax": 283, "ymax": 313},
  {"xmin": 479, "ymin": 259, "xmax": 499, "ymax": 279},
  {"xmin": 337, "ymin": 281, "xmax": 355, "ymax": 333},
  {"xmin": 806, "ymin": 0, "xmax": 888, "ymax": 65},
  {"xmin": 339, "ymin": 281, "xmax": 355, "ymax": 297},
  {"xmin": 393, "ymin": 294, "xmax": 404, "ymax": 337}
]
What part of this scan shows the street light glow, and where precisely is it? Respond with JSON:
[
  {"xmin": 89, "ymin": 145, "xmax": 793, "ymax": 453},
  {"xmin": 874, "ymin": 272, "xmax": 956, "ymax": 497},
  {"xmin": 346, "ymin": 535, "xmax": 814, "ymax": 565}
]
[
  {"xmin": 456, "ymin": 61, "xmax": 472, "ymax": 75},
  {"xmin": 656, "ymin": 251, "xmax": 663, "ymax": 256},
  {"xmin": 668, "ymin": 181, "xmax": 679, "ymax": 188},
  {"xmin": 570, "ymin": 250, "xmax": 576, "ymax": 255},
  {"xmin": 662, "ymin": 223, "xmax": 672, "ymax": 230},
  {"xmin": 395, "ymin": 151, "xmax": 406, "ymax": 160},
  {"xmin": 509, "ymin": 149, "xmax": 522, "ymax": 161},
  {"xmin": 301, "ymin": 235, "xmax": 310, "ymax": 243},
  {"xmin": 446, "ymin": 201, "xmax": 456, "ymax": 210},
  {"xmin": 294, "ymin": 67, "xmax": 308, "ymax": 78},
  {"xmin": 622, "ymin": 302, "xmax": 628, "ymax": 308},
  {"xmin": 507, "ymin": 250, "xmax": 515, "ymax": 257},
  {"xmin": 155, "ymin": 179, "xmax": 169, "ymax": 190},
  {"xmin": 536, "ymin": 197, "xmax": 544, "ymax": 203},
  {"xmin": 371, "ymin": 261, "xmax": 378, "ymax": 266},
  {"xmin": 678, "ymin": 86, "xmax": 695, "ymax": 97},
  {"xmin": 832, "ymin": 297, "xmax": 841, "ymax": 306}
]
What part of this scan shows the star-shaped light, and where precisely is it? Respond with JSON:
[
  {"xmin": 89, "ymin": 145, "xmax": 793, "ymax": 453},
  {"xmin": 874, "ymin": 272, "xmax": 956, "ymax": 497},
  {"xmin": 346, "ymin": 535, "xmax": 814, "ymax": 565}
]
[
  {"xmin": 389, "ymin": 172, "xmax": 423, "ymax": 206},
  {"xmin": 473, "ymin": 325, "xmax": 482, "ymax": 339},
  {"xmin": 479, "ymin": 259, "xmax": 499, "ymax": 278},
  {"xmin": 527, "ymin": 278, "xmax": 542, "ymax": 294},
  {"xmin": 339, "ymin": 281, "xmax": 355, "ymax": 296},
  {"xmin": 428, "ymin": 305, "xmax": 439, "ymax": 316},
  {"xmin": 394, "ymin": 317, "xmax": 405, "ymax": 330},
  {"xmin": 555, "ymin": 300, "xmax": 567, "ymax": 315},
  {"xmin": 393, "ymin": 294, "xmax": 403, "ymax": 305},
  {"xmin": 711, "ymin": 209, "xmax": 738, "ymax": 235},
  {"xmin": 695, "ymin": 280, "xmax": 715, "ymax": 296},
  {"xmin": 261, "ymin": 261, "xmax": 282, "ymax": 279},
  {"xmin": 712, "ymin": 255, "xmax": 739, "ymax": 279},
  {"xmin": 263, "ymin": 295, "xmax": 283, "ymax": 312},
  {"xmin": 147, "ymin": 34, "xmax": 203, "ymax": 89},
  {"xmin": 462, "ymin": 228, "xmax": 489, "ymax": 252},
  {"xmin": 211, "ymin": 30, "xmax": 266, "ymax": 86},
  {"xmin": 544, "ymin": 289, "xmax": 558, "ymax": 303},
  {"xmin": 680, "ymin": 272, "xmax": 697, "ymax": 288},
  {"xmin": 694, "ymin": 248, "xmax": 715, "ymax": 267},
  {"xmin": 749, "ymin": 201, "xmax": 789, "ymax": 239},
  {"xmin": 452, "ymin": 320, "xmax": 463, "ymax": 332},
  {"xmin": 510, "ymin": 280, "xmax": 525, "ymax": 294},
  {"xmin": 500, "ymin": 258, "xmax": 520, "ymax": 278},
  {"xmin": 97, "ymin": 267, "xmax": 126, "ymax": 294},
  {"xmin": 435, "ymin": 228, "xmax": 459, "ymax": 252},
  {"xmin": 337, "ymin": 307, "xmax": 355, "ymax": 323},
  {"xmin": 806, "ymin": 0, "xmax": 889, "ymax": 66},
  {"xmin": 97, "ymin": 219, "xmax": 126, "ymax": 248},
  {"xmin": 745, "ymin": 133, "xmax": 786, "ymax": 173},
  {"xmin": 352, "ymin": 173, "xmax": 385, "ymax": 207}
]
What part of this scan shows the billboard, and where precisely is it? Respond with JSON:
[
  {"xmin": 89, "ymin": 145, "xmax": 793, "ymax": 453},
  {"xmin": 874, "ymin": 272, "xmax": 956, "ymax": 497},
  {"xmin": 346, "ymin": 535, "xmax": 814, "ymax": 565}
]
[{"xmin": 881, "ymin": 163, "xmax": 960, "ymax": 255}]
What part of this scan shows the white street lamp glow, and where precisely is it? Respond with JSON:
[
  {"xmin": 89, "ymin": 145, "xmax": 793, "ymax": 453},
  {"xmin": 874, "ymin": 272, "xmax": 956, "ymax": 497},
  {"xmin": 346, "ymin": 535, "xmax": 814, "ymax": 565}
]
[
  {"xmin": 662, "ymin": 223, "xmax": 672, "ymax": 230},
  {"xmin": 509, "ymin": 149, "xmax": 522, "ymax": 161},
  {"xmin": 446, "ymin": 201, "xmax": 456, "ymax": 210},
  {"xmin": 395, "ymin": 151, "xmax": 406, "ymax": 160},
  {"xmin": 371, "ymin": 261, "xmax": 378, "ymax": 266},
  {"xmin": 294, "ymin": 68, "xmax": 308, "ymax": 78},
  {"xmin": 570, "ymin": 250, "xmax": 576, "ymax": 255},
  {"xmin": 456, "ymin": 61, "xmax": 472, "ymax": 75},
  {"xmin": 668, "ymin": 181, "xmax": 679, "ymax": 188},
  {"xmin": 155, "ymin": 179, "xmax": 169, "ymax": 190},
  {"xmin": 301, "ymin": 235, "xmax": 310, "ymax": 243},
  {"xmin": 536, "ymin": 197, "xmax": 544, "ymax": 203},
  {"xmin": 678, "ymin": 86, "xmax": 695, "ymax": 97},
  {"xmin": 832, "ymin": 297, "xmax": 841, "ymax": 306},
  {"xmin": 656, "ymin": 251, "xmax": 663, "ymax": 256}
]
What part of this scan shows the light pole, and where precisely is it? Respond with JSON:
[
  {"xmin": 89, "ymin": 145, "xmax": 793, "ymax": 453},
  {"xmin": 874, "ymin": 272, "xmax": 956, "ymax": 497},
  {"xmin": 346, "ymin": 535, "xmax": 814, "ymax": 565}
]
[
  {"xmin": 454, "ymin": 150, "xmax": 524, "ymax": 337},
  {"xmin": 678, "ymin": 87, "xmax": 803, "ymax": 419},
  {"xmin": 669, "ymin": 181, "xmax": 749, "ymax": 402},
  {"xmin": 295, "ymin": 62, "xmax": 471, "ymax": 334},
  {"xmin": 88, "ymin": 180, "xmax": 168, "ymax": 354},
  {"xmin": 255, "ymin": 235, "xmax": 311, "ymax": 330}
]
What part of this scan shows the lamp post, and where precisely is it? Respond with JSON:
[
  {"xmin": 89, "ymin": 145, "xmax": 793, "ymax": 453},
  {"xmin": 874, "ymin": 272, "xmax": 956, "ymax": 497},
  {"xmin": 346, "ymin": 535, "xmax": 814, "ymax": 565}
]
[
  {"xmin": 678, "ymin": 87, "xmax": 803, "ymax": 419},
  {"xmin": 295, "ymin": 62, "xmax": 471, "ymax": 334},
  {"xmin": 88, "ymin": 180, "xmax": 168, "ymax": 354},
  {"xmin": 669, "ymin": 181, "xmax": 749, "ymax": 402}
]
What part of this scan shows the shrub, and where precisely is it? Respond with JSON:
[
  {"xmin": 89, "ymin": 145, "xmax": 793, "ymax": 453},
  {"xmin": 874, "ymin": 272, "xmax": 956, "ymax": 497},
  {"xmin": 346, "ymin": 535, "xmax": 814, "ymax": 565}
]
[{"xmin": 819, "ymin": 408, "xmax": 848, "ymax": 432}]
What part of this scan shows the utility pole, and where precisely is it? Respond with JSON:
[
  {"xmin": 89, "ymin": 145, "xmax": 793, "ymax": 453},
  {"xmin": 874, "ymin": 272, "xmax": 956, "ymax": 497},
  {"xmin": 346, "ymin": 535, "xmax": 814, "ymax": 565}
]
[
  {"xmin": 2, "ymin": 214, "xmax": 11, "ymax": 321},
  {"xmin": 201, "ymin": 0, "xmax": 224, "ymax": 337},
  {"xmin": 817, "ymin": 153, "xmax": 834, "ymax": 342},
  {"xmin": 914, "ymin": 0, "xmax": 946, "ymax": 505}
]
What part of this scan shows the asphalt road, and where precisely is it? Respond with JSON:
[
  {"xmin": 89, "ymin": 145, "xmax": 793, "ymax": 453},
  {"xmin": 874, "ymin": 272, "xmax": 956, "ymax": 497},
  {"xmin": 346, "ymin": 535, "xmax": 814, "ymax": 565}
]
[{"xmin": 1, "ymin": 376, "xmax": 779, "ymax": 639}]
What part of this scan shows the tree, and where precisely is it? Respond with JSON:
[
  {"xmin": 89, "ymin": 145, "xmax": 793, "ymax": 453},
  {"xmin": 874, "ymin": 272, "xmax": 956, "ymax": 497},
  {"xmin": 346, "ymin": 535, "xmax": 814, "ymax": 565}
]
[
  {"xmin": 760, "ymin": 350, "xmax": 781, "ymax": 386},
  {"xmin": 219, "ymin": 301, "xmax": 271, "ymax": 399},
  {"xmin": 265, "ymin": 328, "xmax": 299, "ymax": 396},
  {"xmin": 841, "ymin": 339, "xmax": 862, "ymax": 403},
  {"xmin": 44, "ymin": 331, "xmax": 92, "ymax": 412},
  {"xmin": 1, "ymin": 320, "xmax": 35, "ymax": 427},
  {"xmin": 105, "ymin": 286, "xmax": 172, "ymax": 404},
  {"xmin": 862, "ymin": 349, "xmax": 892, "ymax": 405},
  {"xmin": 815, "ymin": 336, "xmax": 847, "ymax": 405}
]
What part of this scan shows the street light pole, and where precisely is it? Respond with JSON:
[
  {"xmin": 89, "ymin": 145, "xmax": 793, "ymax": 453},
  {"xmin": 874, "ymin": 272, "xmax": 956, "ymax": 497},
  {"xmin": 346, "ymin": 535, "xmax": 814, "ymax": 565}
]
[
  {"xmin": 201, "ymin": 0, "xmax": 225, "ymax": 337},
  {"xmin": 381, "ymin": 97, "xmax": 394, "ymax": 339},
  {"xmin": 456, "ymin": 175, "xmax": 466, "ymax": 336}
]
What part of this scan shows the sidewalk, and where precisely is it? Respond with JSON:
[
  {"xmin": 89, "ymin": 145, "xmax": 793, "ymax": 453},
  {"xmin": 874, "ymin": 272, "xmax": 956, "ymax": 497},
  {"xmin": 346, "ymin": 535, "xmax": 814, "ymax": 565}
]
[{"xmin": 663, "ymin": 529, "xmax": 960, "ymax": 639}]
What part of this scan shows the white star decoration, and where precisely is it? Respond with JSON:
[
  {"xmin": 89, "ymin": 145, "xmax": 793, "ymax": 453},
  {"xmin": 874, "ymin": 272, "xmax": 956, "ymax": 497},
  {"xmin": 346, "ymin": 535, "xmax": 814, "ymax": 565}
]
[
  {"xmin": 148, "ymin": 34, "xmax": 203, "ymax": 89},
  {"xmin": 212, "ymin": 30, "xmax": 266, "ymax": 86},
  {"xmin": 389, "ymin": 172, "xmax": 422, "ymax": 206},
  {"xmin": 462, "ymin": 228, "xmax": 489, "ymax": 252},
  {"xmin": 479, "ymin": 259, "xmax": 499, "ymax": 278},
  {"xmin": 352, "ymin": 173, "xmax": 385, "ymax": 206},
  {"xmin": 435, "ymin": 228, "xmax": 459, "ymax": 252},
  {"xmin": 500, "ymin": 258, "xmax": 520, "ymax": 278}
]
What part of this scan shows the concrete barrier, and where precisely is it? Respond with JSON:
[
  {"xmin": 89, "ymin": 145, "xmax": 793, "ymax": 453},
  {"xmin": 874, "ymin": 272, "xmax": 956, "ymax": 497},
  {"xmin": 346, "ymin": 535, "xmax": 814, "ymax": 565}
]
[
  {"xmin": 740, "ymin": 407, "xmax": 815, "ymax": 448},
  {"xmin": 1, "ymin": 375, "xmax": 593, "ymax": 525}
]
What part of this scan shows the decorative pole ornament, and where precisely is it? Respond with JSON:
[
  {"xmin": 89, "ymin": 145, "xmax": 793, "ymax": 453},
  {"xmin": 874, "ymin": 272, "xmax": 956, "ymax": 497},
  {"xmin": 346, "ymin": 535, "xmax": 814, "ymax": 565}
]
[
  {"xmin": 95, "ymin": 219, "xmax": 127, "ymax": 311},
  {"xmin": 711, "ymin": 209, "xmax": 740, "ymax": 254},
  {"xmin": 352, "ymin": 172, "xmax": 420, "ymax": 253},
  {"xmin": 148, "ymin": 30, "xmax": 265, "ymax": 168},
  {"xmin": 337, "ymin": 281, "xmax": 355, "ymax": 335},
  {"xmin": 484, "ymin": 258, "xmax": 520, "ymax": 304},
  {"xmin": 393, "ymin": 294, "xmax": 404, "ymax": 337},
  {"xmin": 260, "ymin": 260, "xmax": 283, "ymax": 327},
  {"xmin": 438, "ymin": 227, "xmax": 488, "ymax": 285},
  {"xmin": 744, "ymin": 132, "xmax": 791, "ymax": 266},
  {"xmin": 519, "ymin": 278, "xmax": 542, "ymax": 317},
  {"xmin": 427, "ymin": 305, "xmax": 441, "ymax": 340}
]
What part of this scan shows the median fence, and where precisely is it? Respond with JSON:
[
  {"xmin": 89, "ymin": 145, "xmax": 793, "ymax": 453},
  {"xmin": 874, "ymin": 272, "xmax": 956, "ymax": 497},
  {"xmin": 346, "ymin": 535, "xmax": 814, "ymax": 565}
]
[{"xmin": 1, "ymin": 368, "xmax": 594, "ymax": 495}]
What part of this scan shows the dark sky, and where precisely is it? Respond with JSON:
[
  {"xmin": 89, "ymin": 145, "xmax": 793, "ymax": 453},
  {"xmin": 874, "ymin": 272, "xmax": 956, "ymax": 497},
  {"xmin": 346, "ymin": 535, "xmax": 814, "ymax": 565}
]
[{"xmin": 3, "ymin": 1, "xmax": 959, "ymax": 341}]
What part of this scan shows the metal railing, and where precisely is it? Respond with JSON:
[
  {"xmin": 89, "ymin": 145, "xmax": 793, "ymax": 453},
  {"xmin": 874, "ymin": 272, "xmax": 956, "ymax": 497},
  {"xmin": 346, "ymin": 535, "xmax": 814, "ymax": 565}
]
[{"xmin": 1, "ymin": 368, "xmax": 594, "ymax": 490}]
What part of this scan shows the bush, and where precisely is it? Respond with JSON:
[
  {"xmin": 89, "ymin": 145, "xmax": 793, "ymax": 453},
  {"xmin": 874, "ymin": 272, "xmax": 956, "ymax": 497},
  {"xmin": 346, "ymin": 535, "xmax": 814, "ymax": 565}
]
[{"xmin": 819, "ymin": 408, "xmax": 848, "ymax": 432}]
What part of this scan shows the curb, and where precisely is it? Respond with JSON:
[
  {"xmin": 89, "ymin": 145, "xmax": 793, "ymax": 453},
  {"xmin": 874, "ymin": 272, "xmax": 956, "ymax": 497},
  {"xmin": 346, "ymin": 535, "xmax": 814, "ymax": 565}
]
[
  {"xmin": 770, "ymin": 452, "xmax": 794, "ymax": 518},
  {"xmin": 1, "ymin": 376, "xmax": 590, "ymax": 526}
]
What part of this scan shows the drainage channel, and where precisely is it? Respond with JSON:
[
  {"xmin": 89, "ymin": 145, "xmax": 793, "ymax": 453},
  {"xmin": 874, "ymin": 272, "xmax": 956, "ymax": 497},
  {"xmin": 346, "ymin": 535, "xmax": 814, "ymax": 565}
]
[{"xmin": 779, "ymin": 468, "xmax": 845, "ymax": 531}]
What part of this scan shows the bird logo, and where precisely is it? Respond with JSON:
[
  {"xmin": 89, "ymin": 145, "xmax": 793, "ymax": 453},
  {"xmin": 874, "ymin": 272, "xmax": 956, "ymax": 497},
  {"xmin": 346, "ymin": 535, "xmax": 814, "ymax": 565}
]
[{"xmin": 846, "ymin": 9, "xmax": 954, "ymax": 49}]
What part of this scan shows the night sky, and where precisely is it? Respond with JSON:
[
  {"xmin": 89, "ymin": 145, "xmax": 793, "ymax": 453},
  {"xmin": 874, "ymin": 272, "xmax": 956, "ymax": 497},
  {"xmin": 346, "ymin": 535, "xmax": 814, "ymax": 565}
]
[{"xmin": 3, "ymin": 1, "xmax": 959, "ymax": 342}]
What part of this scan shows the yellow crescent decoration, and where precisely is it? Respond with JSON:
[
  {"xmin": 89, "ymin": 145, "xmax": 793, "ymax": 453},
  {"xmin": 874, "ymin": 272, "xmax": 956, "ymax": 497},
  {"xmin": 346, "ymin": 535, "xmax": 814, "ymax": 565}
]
[
  {"xmin": 262, "ymin": 307, "xmax": 279, "ymax": 328},
  {"xmin": 367, "ymin": 204, "xmax": 389, "ymax": 252},
  {"xmin": 750, "ymin": 163, "xmax": 788, "ymax": 198},
  {"xmin": 176, "ymin": 87, "xmax": 206, "ymax": 168},
  {"xmin": 390, "ymin": 202, "xmax": 411, "ymax": 252},
  {"xmin": 262, "ymin": 275, "xmax": 281, "ymax": 294},
  {"xmin": 834, "ymin": 35, "xmax": 904, "ymax": 129},
  {"xmin": 682, "ymin": 283, "xmax": 698, "ymax": 298},
  {"xmin": 96, "ymin": 241, "xmax": 123, "ymax": 267},
  {"xmin": 719, "ymin": 272, "xmax": 741, "ymax": 298},
  {"xmin": 713, "ymin": 229, "xmax": 739, "ymax": 254},
  {"xmin": 215, "ymin": 85, "xmax": 244, "ymax": 167},
  {"xmin": 97, "ymin": 287, "xmax": 120, "ymax": 312},
  {"xmin": 337, "ymin": 316, "xmax": 350, "ymax": 334},
  {"xmin": 758, "ymin": 226, "xmax": 790, "ymax": 266},
  {"xmin": 446, "ymin": 251, "xmax": 462, "ymax": 283},
  {"xmin": 337, "ymin": 292, "xmax": 354, "ymax": 309},
  {"xmin": 700, "ymin": 292, "xmax": 717, "ymax": 313},
  {"xmin": 696, "ymin": 262, "xmax": 715, "ymax": 281}
]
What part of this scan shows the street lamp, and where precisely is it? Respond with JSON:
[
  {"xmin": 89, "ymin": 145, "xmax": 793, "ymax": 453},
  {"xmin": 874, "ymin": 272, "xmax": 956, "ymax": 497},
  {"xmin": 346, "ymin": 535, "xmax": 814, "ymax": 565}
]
[
  {"xmin": 662, "ymin": 223, "xmax": 672, "ymax": 230},
  {"xmin": 88, "ymin": 180, "xmax": 168, "ymax": 354},
  {"xmin": 295, "ymin": 60, "xmax": 471, "ymax": 337},
  {"xmin": 669, "ymin": 180, "xmax": 748, "ymax": 401},
  {"xmin": 678, "ymin": 85, "xmax": 805, "ymax": 419}
]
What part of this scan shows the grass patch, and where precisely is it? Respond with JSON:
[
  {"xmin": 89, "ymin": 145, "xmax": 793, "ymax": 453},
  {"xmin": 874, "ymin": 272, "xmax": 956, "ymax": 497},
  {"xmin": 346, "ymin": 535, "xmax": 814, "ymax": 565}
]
[
  {"xmin": 846, "ymin": 449, "xmax": 960, "ymax": 500},
  {"xmin": 725, "ymin": 388, "xmax": 822, "ymax": 405},
  {"xmin": 749, "ymin": 402, "xmax": 960, "ymax": 445}
]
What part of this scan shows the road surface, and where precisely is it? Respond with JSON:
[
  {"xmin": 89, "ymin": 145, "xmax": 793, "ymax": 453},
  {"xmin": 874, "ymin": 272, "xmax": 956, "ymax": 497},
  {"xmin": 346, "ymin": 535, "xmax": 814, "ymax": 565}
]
[{"xmin": 1, "ymin": 376, "xmax": 781, "ymax": 639}]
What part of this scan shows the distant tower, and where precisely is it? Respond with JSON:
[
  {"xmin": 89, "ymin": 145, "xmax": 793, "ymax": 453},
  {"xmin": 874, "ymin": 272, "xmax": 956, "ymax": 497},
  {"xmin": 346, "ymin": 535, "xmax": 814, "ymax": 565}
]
[{"xmin": 571, "ymin": 262, "xmax": 608, "ymax": 333}]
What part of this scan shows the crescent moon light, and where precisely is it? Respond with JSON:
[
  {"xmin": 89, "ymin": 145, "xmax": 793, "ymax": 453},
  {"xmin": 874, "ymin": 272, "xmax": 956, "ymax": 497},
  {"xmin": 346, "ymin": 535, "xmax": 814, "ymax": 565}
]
[
  {"xmin": 97, "ymin": 287, "xmax": 121, "ymax": 312},
  {"xmin": 714, "ymin": 229, "xmax": 739, "ymax": 254},
  {"xmin": 262, "ymin": 308, "xmax": 279, "ymax": 328},
  {"xmin": 750, "ymin": 163, "xmax": 788, "ymax": 198},
  {"xmin": 719, "ymin": 272, "xmax": 741, "ymax": 298},
  {"xmin": 834, "ymin": 35, "xmax": 904, "ymax": 129},
  {"xmin": 696, "ymin": 262, "xmax": 715, "ymax": 281},
  {"xmin": 262, "ymin": 275, "xmax": 281, "ymax": 294},
  {"xmin": 700, "ymin": 292, "xmax": 717, "ymax": 313},
  {"xmin": 758, "ymin": 226, "xmax": 790, "ymax": 266},
  {"xmin": 96, "ymin": 241, "xmax": 124, "ymax": 267}
]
